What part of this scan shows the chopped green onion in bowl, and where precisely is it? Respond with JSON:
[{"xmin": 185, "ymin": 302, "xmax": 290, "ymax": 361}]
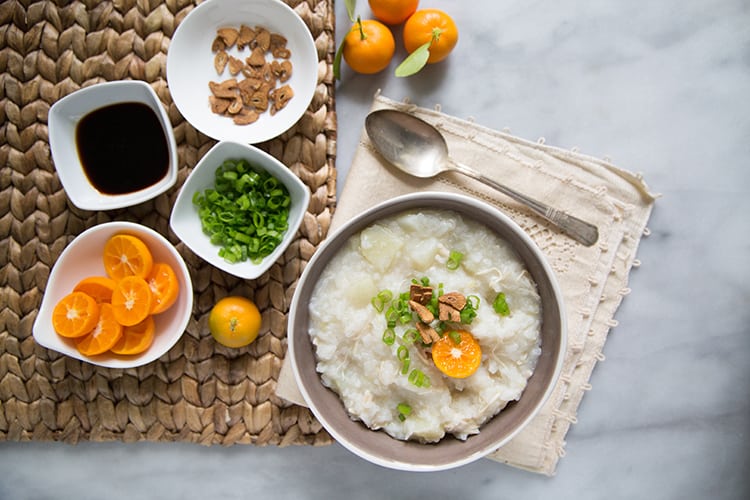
[{"xmin": 193, "ymin": 158, "xmax": 291, "ymax": 264}]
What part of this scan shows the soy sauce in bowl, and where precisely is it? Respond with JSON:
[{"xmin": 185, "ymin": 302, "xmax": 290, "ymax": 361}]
[{"xmin": 76, "ymin": 102, "xmax": 169, "ymax": 195}]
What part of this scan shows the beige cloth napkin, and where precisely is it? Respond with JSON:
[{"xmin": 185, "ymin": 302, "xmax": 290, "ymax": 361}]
[{"xmin": 277, "ymin": 93, "xmax": 657, "ymax": 475}]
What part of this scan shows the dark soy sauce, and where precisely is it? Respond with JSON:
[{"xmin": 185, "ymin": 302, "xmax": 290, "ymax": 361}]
[{"xmin": 76, "ymin": 102, "xmax": 169, "ymax": 195}]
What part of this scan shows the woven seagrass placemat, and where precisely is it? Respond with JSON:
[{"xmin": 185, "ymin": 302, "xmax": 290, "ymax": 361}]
[{"xmin": 0, "ymin": 0, "xmax": 336, "ymax": 446}]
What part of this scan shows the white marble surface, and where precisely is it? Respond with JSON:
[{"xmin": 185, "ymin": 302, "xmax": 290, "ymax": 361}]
[{"xmin": 2, "ymin": 0, "xmax": 749, "ymax": 498}]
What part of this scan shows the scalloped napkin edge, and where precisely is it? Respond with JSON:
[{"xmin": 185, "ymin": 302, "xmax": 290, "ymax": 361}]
[{"xmin": 277, "ymin": 93, "xmax": 657, "ymax": 475}]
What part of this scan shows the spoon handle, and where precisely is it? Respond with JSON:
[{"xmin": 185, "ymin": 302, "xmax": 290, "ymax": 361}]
[{"xmin": 450, "ymin": 162, "xmax": 599, "ymax": 246}]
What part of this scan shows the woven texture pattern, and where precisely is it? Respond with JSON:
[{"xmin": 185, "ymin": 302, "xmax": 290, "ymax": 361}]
[{"xmin": 0, "ymin": 0, "xmax": 336, "ymax": 446}]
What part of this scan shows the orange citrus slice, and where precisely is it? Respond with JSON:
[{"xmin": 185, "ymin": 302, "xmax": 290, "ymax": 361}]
[
  {"xmin": 110, "ymin": 315, "xmax": 155, "ymax": 355},
  {"xmin": 103, "ymin": 234, "xmax": 154, "ymax": 281},
  {"xmin": 52, "ymin": 291, "xmax": 100, "ymax": 338},
  {"xmin": 431, "ymin": 330, "xmax": 482, "ymax": 379},
  {"xmin": 146, "ymin": 262, "xmax": 180, "ymax": 314},
  {"xmin": 111, "ymin": 275, "xmax": 153, "ymax": 326},
  {"xmin": 74, "ymin": 303, "xmax": 124, "ymax": 356},
  {"xmin": 73, "ymin": 276, "xmax": 117, "ymax": 303}
]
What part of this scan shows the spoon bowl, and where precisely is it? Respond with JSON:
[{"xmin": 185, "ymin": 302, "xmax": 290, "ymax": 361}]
[
  {"xmin": 366, "ymin": 109, "xmax": 450, "ymax": 177},
  {"xmin": 365, "ymin": 109, "xmax": 599, "ymax": 246}
]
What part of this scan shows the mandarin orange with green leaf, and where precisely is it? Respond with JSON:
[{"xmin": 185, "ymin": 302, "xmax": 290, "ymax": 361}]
[
  {"xmin": 431, "ymin": 329, "xmax": 482, "ymax": 379},
  {"xmin": 342, "ymin": 18, "xmax": 395, "ymax": 74},
  {"xmin": 396, "ymin": 8, "xmax": 458, "ymax": 77},
  {"xmin": 368, "ymin": 0, "xmax": 419, "ymax": 25},
  {"xmin": 403, "ymin": 8, "xmax": 458, "ymax": 63}
]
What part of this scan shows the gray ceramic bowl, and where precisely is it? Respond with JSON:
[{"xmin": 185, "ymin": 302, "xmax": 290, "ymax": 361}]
[{"xmin": 288, "ymin": 192, "xmax": 566, "ymax": 471}]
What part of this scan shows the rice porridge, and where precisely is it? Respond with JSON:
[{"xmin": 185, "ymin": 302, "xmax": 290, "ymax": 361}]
[{"xmin": 308, "ymin": 209, "xmax": 542, "ymax": 443}]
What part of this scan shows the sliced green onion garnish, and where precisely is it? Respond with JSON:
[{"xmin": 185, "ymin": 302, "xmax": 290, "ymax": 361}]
[
  {"xmin": 467, "ymin": 295, "xmax": 480, "ymax": 309},
  {"xmin": 460, "ymin": 306, "xmax": 477, "ymax": 324},
  {"xmin": 408, "ymin": 369, "xmax": 431, "ymax": 388},
  {"xmin": 385, "ymin": 305, "xmax": 399, "ymax": 328},
  {"xmin": 382, "ymin": 328, "xmax": 396, "ymax": 345},
  {"xmin": 396, "ymin": 345, "xmax": 410, "ymax": 361},
  {"xmin": 397, "ymin": 346, "xmax": 411, "ymax": 374},
  {"xmin": 401, "ymin": 357, "xmax": 411, "ymax": 375},
  {"xmin": 449, "ymin": 331, "xmax": 462, "ymax": 345},
  {"xmin": 397, "ymin": 403, "xmax": 412, "ymax": 421},
  {"xmin": 493, "ymin": 292, "xmax": 511, "ymax": 316},
  {"xmin": 371, "ymin": 289, "xmax": 392, "ymax": 312},
  {"xmin": 446, "ymin": 250, "xmax": 464, "ymax": 270},
  {"xmin": 403, "ymin": 329, "xmax": 420, "ymax": 344}
]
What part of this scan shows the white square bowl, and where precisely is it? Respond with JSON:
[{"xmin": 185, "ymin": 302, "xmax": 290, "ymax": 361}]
[
  {"xmin": 48, "ymin": 80, "xmax": 178, "ymax": 211},
  {"xmin": 166, "ymin": 0, "xmax": 319, "ymax": 144},
  {"xmin": 169, "ymin": 141, "xmax": 310, "ymax": 279},
  {"xmin": 32, "ymin": 222, "xmax": 194, "ymax": 368}
]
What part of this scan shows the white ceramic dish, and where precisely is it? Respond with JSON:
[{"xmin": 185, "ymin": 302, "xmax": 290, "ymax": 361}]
[
  {"xmin": 48, "ymin": 80, "xmax": 178, "ymax": 211},
  {"xmin": 32, "ymin": 222, "xmax": 193, "ymax": 368},
  {"xmin": 169, "ymin": 140, "xmax": 310, "ymax": 279},
  {"xmin": 166, "ymin": 0, "xmax": 318, "ymax": 144},
  {"xmin": 288, "ymin": 192, "xmax": 566, "ymax": 471}
]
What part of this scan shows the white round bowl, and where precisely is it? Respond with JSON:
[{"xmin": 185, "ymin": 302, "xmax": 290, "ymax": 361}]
[
  {"xmin": 167, "ymin": 0, "xmax": 318, "ymax": 144},
  {"xmin": 169, "ymin": 140, "xmax": 310, "ymax": 279},
  {"xmin": 32, "ymin": 222, "xmax": 193, "ymax": 368},
  {"xmin": 48, "ymin": 80, "xmax": 178, "ymax": 211},
  {"xmin": 288, "ymin": 192, "xmax": 567, "ymax": 471}
]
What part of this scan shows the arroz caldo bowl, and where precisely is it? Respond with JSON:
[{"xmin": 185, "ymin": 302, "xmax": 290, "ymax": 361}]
[{"xmin": 288, "ymin": 192, "xmax": 566, "ymax": 471}]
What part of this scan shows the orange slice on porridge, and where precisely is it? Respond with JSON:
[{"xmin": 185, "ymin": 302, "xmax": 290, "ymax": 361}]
[{"xmin": 431, "ymin": 329, "xmax": 482, "ymax": 379}]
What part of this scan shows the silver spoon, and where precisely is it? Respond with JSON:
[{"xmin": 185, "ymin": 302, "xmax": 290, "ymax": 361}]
[{"xmin": 365, "ymin": 109, "xmax": 599, "ymax": 246}]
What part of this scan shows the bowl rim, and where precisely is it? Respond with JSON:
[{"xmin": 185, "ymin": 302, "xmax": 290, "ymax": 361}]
[
  {"xmin": 31, "ymin": 221, "xmax": 194, "ymax": 369},
  {"xmin": 169, "ymin": 140, "xmax": 311, "ymax": 279},
  {"xmin": 288, "ymin": 191, "xmax": 567, "ymax": 471},
  {"xmin": 48, "ymin": 80, "xmax": 178, "ymax": 211},
  {"xmin": 165, "ymin": 0, "xmax": 319, "ymax": 144}
]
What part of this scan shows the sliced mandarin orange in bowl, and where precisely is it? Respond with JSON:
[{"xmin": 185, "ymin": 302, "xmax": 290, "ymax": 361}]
[
  {"xmin": 146, "ymin": 262, "xmax": 180, "ymax": 315},
  {"xmin": 73, "ymin": 276, "xmax": 117, "ymax": 303},
  {"xmin": 52, "ymin": 291, "xmax": 100, "ymax": 338},
  {"xmin": 33, "ymin": 221, "xmax": 194, "ymax": 368},
  {"xmin": 111, "ymin": 275, "xmax": 153, "ymax": 326},
  {"xmin": 103, "ymin": 234, "xmax": 154, "ymax": 281},
  {"xmin": 74, "ymin": 303, "xmax": 124, "ymax": 356},
  {"xmin": 110, "ymin": 315, "xmax": 155, "ymax": 355},
  {"xmin": 431, "ymin": 329, "xmax": 482, "ymax": 379}
]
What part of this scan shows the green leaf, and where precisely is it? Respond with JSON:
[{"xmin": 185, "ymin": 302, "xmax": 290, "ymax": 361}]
[
  {"xmin": 333, "ymin": 38, "xmax": 345, "ymax": 80},
  {"xmin": 345, "ymin": 0, "xmax": 357, "ymax": 22},
  {"xmin": 395, "ymin": 41, "xmax": 431, "ymax": 77}
]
